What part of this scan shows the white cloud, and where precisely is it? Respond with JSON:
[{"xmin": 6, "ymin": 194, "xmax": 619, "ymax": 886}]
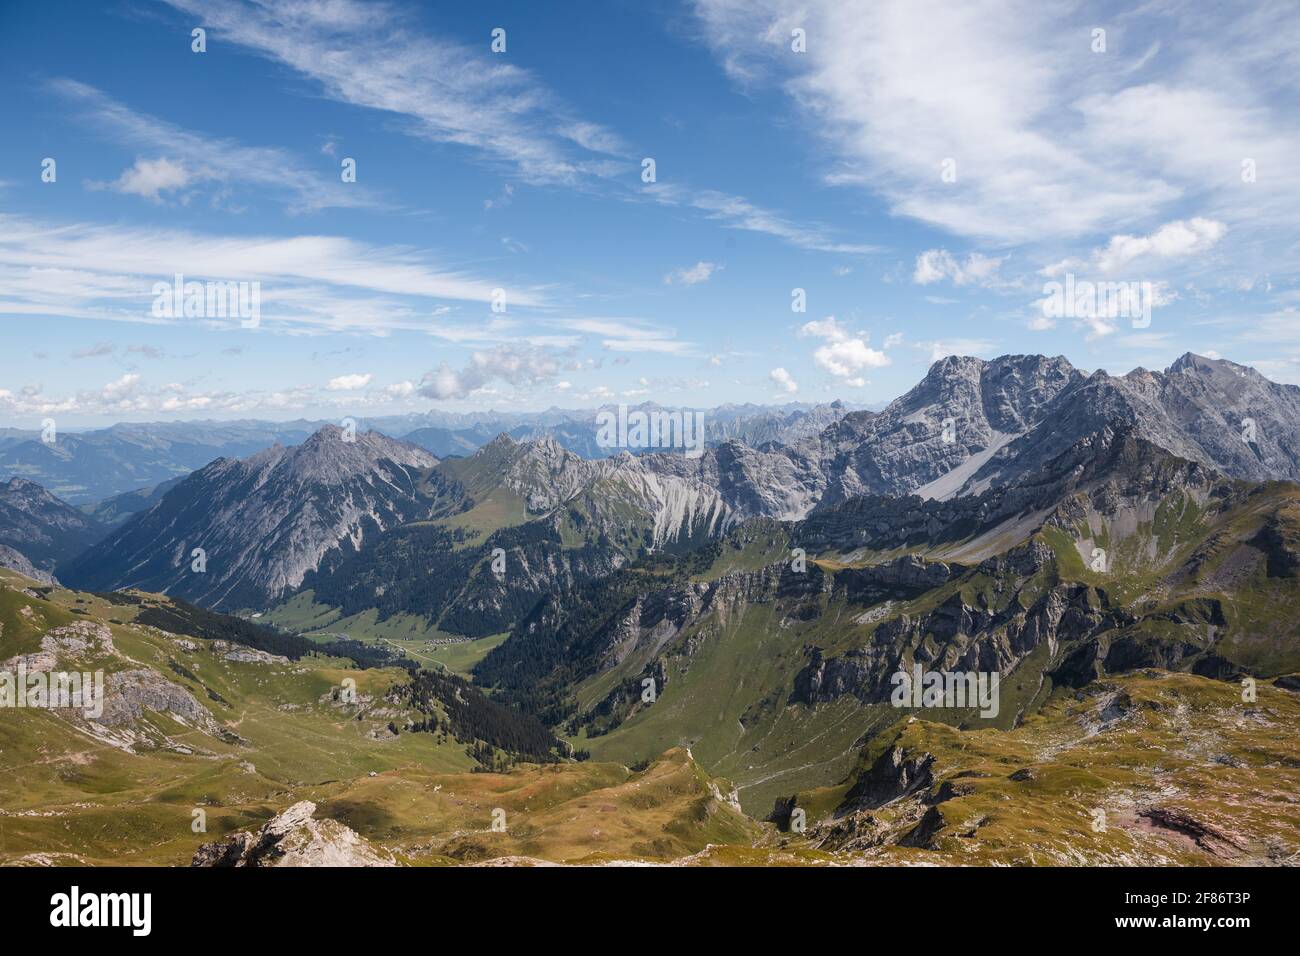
[
  {"xmin": 677, "ymin": 188, "xmax": 880, "ymax": 255},
  {"xmin": 693, "ymin": 0, "xmax": 1176, "ymax": 242},
  {"xmin": 159, "ymin": 0, "xmax": 625, "ymax": 186},
  {"xmin": 0, "ymin": 213, "xmax": 537, "ymax": 334},
  {"xmin": 107, "ymin": 157, "xmax": 195, "ymax": 202},
  {"xmin": 326, "ymin": 373, "xmax": 372, "ymax": 391},
  {"xmin": 0, "ymin": 372, "xmax": 434, "ymax": 421},
  {"xmin": 101, "ymin": 373, "xmax": 141, "ymax": 397},
  {"xmin": 798, "ymin": 316, "xmax": 891, "ymax": 378},
  {"xmin": 55, "ymin": 79, "xmax": 371, "ymax": 213},
  {"xmin": 664, "ymin": 261, "xmax": 723, "ymax": 285},
  {"xmin": 419, "ymin": 344, "xmax": 561, "ymax": 400},
  {"xmin": 561, "ymin": 318, "xmax": 693, "ymax": 355},
  {"xmin": 1094, "ymin": 218, "xmax": 1227, "ymax": 273},
  {"xmin": 152, "ymin": 2, "xmax": 874, "ymax": 258},
  {"xmin": 691, "ymin": 0, "xmax": 1300, "ymax": 263},
  {"xmin": 913, "ymin": 249, "xmax": 1006, "ymax": 287},
  {"xmin": 770, "ymin": 367, "xmax": 798, "ymax": 393}
]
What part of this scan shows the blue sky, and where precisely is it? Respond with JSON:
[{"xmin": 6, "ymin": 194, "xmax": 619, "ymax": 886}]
[{"xmin": 1, "ymin": 0, "xmax": 1298, "ymax": 427}]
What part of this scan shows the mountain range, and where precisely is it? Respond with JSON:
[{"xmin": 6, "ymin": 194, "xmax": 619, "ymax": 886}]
[
  {"xmin": 0, "ymin": 402, "xmax": 858, "ymax": 504},
  {"xmin": 3, "ymin": 351, "xmax": 1299, "ymax": 864},
  {"xmin": 18, "ymin": 353, "xmax": 1300, "ymax": 618}
]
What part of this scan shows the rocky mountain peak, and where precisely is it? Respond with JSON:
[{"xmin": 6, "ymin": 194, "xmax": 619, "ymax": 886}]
[
  {"xmin": 282, "ymin": 426, "xmax": 437, "ymax": 483},
  {"xmin": 1169, "ymin": 351, "xmax": 1229, "ymax": 374},
  {"xmin": 2, "ymin": 476, "xmax": 59, "ymax": 504},
  {"xmin": 61, "ymin": 425, "xmax": 440, "ymax": 608}
]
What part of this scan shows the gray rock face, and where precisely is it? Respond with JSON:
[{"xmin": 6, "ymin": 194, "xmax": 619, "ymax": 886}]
[
  {"xmin": 947, "ymin": 353, "xmax": 1300, "ymax": 495},
  {"xmin": 47, "ymin": 352, "xmax": 1300, "ymax": 639},
  {"xmin": 805, "ymin": 353, "xmax": 1082, "ymax": 505},
  {"xmin": 0, "ymin": 477, "xmax": 105, "ymax": 571},
  {"xmin": 613, "ymin": 352, "xmax": 1300, "ymax": 539},
  {"xmin": 0, "ymin": 543, "xmax": 58, "ymax": 585},
  {"xmin": 191, "ymin": 800, "xmax": 395, "ymax": 867},
  {"xmin": 2, "ymin": 620, "xmax": 116, "ymax": 676},
  {"xmin": 839, "ymin": 745, "xmax": 937, "ymax": 811},
  {"xmin": 402, "ymin": 400, "xmax": 855, "ymax": 459},
  {"xmin": 98, "ymin": 668, "xmax": 224, "ymax": 734},
  {"xmin": 62, "ymin": 427, "xmax": 438, "ymax": 609}
]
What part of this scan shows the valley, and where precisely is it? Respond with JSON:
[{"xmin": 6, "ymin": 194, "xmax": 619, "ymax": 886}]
[{"xmin": 2, "ymin": 353, "xmax": 1299, "ymax": 867}]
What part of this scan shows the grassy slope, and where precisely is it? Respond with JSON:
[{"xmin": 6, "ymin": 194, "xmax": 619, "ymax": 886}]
[
  {"xmin": 3, "ymin": 567, "xmax": 1297, "ymax": 866},
  {"xmin": 569, "ymin": 481, "xmax": 1300, "ymax": 815},
  {"xmin": 790, "ymin": 672, "xmax": 1300, "ymax": 865},
  {"xmin": 0, "ymin": 570, "xmax": 474, "ymax": 865},
  {"xmin": 0, "ymin": 570, "xmax": 757, "ymax": 866}
]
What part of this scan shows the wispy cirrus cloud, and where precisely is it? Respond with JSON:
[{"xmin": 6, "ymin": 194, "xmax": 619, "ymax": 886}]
[
  {"xmin": 51, "ymin": 79, "xmax": 374, "ymax": 213},
  {"xmin": 0, "ymin": 213, "xmax": 541, "ymax": 333},
  {"xmin": 559, "ymin": 318, "xmax": 695, "ymax": 355},
  {"xmin": 159, "ymin": 0, "xmax": 627, "ymax": 186},
  {"xmin": 160, "ymin": 0, "xmax": 876, "ymax": 259},
  {"xmin": 642, "ymin": 185, "xmax": 880, "ymax": 255},
  {"xmin": 664, "ymin": 261, "xmax": 723, "ymax": 286},
  {"xmin": 691, "ymin": 0, "xmax": 1300, "ymax": 260}
]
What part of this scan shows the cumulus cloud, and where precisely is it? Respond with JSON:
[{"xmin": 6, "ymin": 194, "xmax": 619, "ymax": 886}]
[
  {"xmin": 419, "ymin": 344, "xmax": 561, "ymax": 400},
  {"xmin": 1094, "ymin": 218, "xmax": 1227, "ymax": 273},
  {"xmin": 913, "ymin": 249, "xmax": 1006, "ymax": 287},
  {"xmin": 0, "ymin": 371, "xmax": 433, "ymax": 422},
  {"xmin": 1042, "ymin": 218, "xmax": 1228, "ymax": 277},
  {"xmin": 799, "ymin": 316, "xmax": 891, "ymax": 379},
  {"xmin": 383, "ymin": 380, "xmax": 416, "ymax": 399},
  {"xmin": 105, "ymin": 157, "xmax": 196, "ymax": 202},
  {"xmin": 326, "ymin": 373, "xmax": 372, "ymax": 391},
  {"xmin": 769, "ymin": 367, "xmax": 798, "ymax": 393}
]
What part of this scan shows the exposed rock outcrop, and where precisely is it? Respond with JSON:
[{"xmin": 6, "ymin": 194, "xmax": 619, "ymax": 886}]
[
  {"xmin": 0, "ymin": 544, "xmax": 58, "ymax": 585},
  {"xmin": 192, "ymin": 801, "xmax": 396, "ymax": 867}
]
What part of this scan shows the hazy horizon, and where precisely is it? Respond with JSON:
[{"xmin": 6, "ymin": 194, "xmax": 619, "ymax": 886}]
[{"xmin": 0, "ymin": 347, "xmax": 1276, "ymax": 432}]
